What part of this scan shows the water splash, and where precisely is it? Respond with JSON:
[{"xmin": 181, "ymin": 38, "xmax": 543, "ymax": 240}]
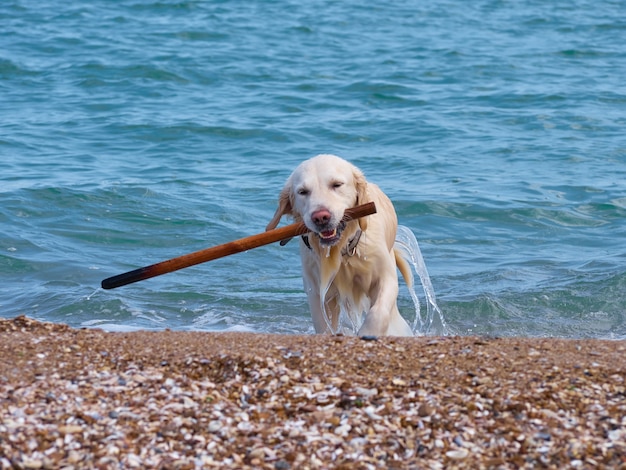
[
  {"xmin": 394, "ymin": 225, "xmax": 449, "ymax": 336},
  {"xmin": 85, "ymin": 289, "xmax": 101, "ymax": 301},
  {"xmin": 320, "ymin": 278, "xmax": 337, "ymax": 334}
]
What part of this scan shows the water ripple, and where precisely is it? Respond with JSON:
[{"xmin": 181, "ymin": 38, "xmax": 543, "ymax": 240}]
[{"xmin": 1, "ymin": 0, "xmax": 624, "ymax": 338}]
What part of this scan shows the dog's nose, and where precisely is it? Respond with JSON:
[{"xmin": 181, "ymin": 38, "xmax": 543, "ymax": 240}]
[{"xmin": 311, "ymin": 209, "xmax": 331, "ymax": 226}]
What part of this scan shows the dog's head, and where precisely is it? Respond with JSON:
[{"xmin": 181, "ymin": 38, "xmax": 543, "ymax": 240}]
[{"xmin": 267, "ymin": 154, "xmax": 369, "ymax": 245}]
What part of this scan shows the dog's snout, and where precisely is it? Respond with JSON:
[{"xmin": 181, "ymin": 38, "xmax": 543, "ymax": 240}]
[{"xmin": 311, "ymin": 209, "xmax": 332, "ymax": 227}]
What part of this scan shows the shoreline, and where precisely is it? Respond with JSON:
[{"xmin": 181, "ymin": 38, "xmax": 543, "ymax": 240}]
[{"xmin": 1, "ymin": 315, "xmax": 624, "ymax": 469}]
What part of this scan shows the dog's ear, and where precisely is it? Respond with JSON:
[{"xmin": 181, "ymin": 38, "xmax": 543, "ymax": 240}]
[
  {"xmin": 353, "ymin": 167, "xmax": 370, "ymax": 231},
  {"xmin": 266, "ymin": 185, "xmax": 293, "ymax": 231}
]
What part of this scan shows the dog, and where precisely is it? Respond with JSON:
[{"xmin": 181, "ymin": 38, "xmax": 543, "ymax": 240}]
[{"xmin": 266, "ymin": 154, "xmax": 413, "ymax": 336}]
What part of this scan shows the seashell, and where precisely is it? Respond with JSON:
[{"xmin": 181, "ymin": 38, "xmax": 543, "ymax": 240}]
[{"xmin": 446, "ymin": 449, "xmax": 469, "ymax": 460}]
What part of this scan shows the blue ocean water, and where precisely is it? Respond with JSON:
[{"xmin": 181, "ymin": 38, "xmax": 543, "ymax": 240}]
[{"xmin": 1, "ymin": 0, "xmax": 624, "ymax": 338}]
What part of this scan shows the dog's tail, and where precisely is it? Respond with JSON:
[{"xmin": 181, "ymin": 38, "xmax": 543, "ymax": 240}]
[{"xmin": 394, "ymin": 248, "xmax": 413, "ymax": 288}]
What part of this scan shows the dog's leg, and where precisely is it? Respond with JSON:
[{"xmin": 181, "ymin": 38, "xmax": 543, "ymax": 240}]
[
  {"xmin": 357, "ymin": 272, "xmax": 413, "ymax": 337},
  {"xmin": 301, "ymin": 246, "xmax": 325, "ymax": 333},
  {"xmin": 301, "ymin": 243, "xmax": 343, "ymax": 334},
  {"xmin": 386, "ymin": 305, "xmax": 414, "ymax": 336},
  {"xmin": 303, "ymin": 275, "xmax": 326, "ymax": 333},
  {"xmin": 303, "ymin": 275, "xmax": 341, "ymax": 334}
]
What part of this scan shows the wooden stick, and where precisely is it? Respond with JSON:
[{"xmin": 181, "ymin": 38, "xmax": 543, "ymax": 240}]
[{"xmin": 101, "ymin": 202, "xmax": 376, "ymax": 290}]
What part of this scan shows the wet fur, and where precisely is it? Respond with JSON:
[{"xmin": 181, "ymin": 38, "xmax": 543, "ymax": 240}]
[{"xmin": 267, "ymin": 154, "xmax": 413, "ymax": 336}]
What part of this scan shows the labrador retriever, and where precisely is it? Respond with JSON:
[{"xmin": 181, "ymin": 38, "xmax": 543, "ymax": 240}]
[{"xmin": 266, "ymin": 154, "xmax": 413, "ymax": 336}]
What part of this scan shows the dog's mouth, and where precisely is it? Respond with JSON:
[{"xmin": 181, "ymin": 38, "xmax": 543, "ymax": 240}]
[{"xmin": 316, "ymin": 221, "xmax": 346, "ymax": 246}]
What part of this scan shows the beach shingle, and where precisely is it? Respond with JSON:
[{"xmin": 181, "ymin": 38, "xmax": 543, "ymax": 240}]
[{"xmin": 1, "ymin": 316, "xmax": 625, "ymax": 469}]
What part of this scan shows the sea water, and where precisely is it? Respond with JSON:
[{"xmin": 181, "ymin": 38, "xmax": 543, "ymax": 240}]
[{"xmin": 1, "ymin": 0, "xmax": 625, "ymax": 338}]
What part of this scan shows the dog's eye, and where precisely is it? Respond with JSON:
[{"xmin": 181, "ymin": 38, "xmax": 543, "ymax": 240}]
[
  {"xmin": 331, "ymin": 181, "xmax": 344, "ymax": 189},
  {"xmin": 297, "ymin": 188, "xmax": 310, "ymax": 196}
]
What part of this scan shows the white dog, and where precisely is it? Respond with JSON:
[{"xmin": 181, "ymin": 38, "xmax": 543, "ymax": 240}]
[{"xmin": 266, "ymin": 154, "xmax": 413, "ymax": 336}]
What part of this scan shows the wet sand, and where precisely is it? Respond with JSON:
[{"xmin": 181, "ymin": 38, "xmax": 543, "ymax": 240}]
[{"xmin": 1, "ymin": 315, "xmax": 624, "ymax": 469}]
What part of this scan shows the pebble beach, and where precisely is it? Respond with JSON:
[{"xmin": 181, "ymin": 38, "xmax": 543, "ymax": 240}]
[{"xmin": 1, "ymin": 316, "xmax": 624, "ymax": 469}]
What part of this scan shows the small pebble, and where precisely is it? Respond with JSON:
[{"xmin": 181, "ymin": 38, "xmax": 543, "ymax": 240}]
[
  {"xmin": 446, "ymin": 449, "xmax": 469, "ymax": 460},
  {"xmin": 359, "ymin": 335, "xmax": 378, "ymax": 341}
]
